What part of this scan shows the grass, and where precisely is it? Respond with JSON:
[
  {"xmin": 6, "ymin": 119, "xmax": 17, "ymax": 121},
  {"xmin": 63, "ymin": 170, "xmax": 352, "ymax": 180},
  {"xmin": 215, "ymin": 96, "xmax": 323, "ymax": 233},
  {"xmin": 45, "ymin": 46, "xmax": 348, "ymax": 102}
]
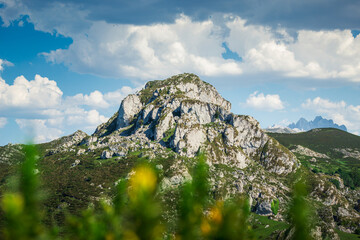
[
  {"xmin": 335, "ymin": 229, "xmax": 360, "ymax": 240},
  {"xmin": 162, "ymin": 128, "xmax": 175, "ymax": 143},
  {"xmin": 250, "ymin": 214, "xmax": 289, "ymax": 239},
  {"xmin": 269, "ymin": 128, "xmax": 360, "ymax": 188},
  {"xmin": 0, "ymin": 150, "xmax": 259, "ymax": 239},
  {"xmin": 269, "ymin": 128, "xmax": 360, "ymax": 152}
]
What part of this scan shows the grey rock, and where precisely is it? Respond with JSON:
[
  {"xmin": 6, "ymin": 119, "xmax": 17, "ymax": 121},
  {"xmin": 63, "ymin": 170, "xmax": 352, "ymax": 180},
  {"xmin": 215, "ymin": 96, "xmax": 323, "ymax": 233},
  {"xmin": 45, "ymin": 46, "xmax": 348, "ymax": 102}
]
[
  {"xmin": 101, "ymin": 150, "xmax": 113, "ymax": 159},
  {"xmin": 256, "ymin": 201, "xmax": 273, "ymax": 216},
  {"xmin": 291, "ymin": 145, "xmax": 330, "ymax": 159},
  {"xmin": 116, "ymin": 94, "xmax": 143, "ymax": 129}
]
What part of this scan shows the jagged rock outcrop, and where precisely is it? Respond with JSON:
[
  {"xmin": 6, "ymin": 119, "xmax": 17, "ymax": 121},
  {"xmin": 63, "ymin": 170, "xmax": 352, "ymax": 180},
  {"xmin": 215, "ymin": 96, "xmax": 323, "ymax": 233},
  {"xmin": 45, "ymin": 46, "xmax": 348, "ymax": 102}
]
[
  {"xmin": 291, "ymin": 145, "xmax": 330, "ymax": 159},
  {"xmin": 94, "ymin": 73, "xmax": 298, "ymax": 175},
  {"xmin": 46, "ymin": 130, "xmax": 88, "ymax": 155},
  {"xmin": 0, "ymin": 143, "xmax": 24, "ymax": 165}
]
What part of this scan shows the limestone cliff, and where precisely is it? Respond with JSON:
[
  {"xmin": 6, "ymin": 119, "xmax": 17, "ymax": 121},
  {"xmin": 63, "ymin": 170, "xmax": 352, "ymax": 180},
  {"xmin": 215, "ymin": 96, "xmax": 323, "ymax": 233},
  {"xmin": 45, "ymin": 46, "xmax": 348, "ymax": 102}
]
[{"xmin": 95, "ymin": 73, "xmax": 298, "ymax": 175}]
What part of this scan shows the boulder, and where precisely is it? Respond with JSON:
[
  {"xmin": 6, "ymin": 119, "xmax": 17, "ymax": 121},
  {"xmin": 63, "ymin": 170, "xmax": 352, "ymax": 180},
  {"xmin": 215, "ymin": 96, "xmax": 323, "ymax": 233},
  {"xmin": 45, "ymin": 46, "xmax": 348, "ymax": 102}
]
[
  {"xmin": 101, "ymin": 150, "xmax": 113, "ymax": 159},
  {"xmin": 255, "ymin": 201, "xmax": 273, "ymax": 216}
]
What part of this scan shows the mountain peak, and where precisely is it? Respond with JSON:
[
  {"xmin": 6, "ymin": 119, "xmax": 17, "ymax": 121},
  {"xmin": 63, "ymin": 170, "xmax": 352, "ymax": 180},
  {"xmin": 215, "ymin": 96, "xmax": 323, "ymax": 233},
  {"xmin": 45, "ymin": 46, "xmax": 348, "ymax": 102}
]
[
  {"xmin": 314, "ymin": 116, "xmax": 323, "ymax": 121},
  {"xmin": 91, "ymin": 73, "xmax": 297, "ymax": 175},
  {"xmin": 115, "ymin": 73, "xmax": 231, "ymax": 130},
  {"xmin": 140, "ymin": 73, "xmax": 230, "ymax": 109},
  {"xmin": 288, "ymin": 116, "xmax": 347, "ymax": 132}
]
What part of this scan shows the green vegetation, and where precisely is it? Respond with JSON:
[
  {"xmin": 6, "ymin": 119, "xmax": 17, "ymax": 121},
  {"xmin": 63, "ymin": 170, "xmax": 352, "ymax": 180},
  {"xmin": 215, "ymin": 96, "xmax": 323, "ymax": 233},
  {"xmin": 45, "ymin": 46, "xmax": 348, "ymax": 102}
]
[
  {"xmin": 335, "ymin": 168, "xmax": 360, "ymax": 189},
  {"xmin": 271, "ymin": 199, "xmax": 279, "ymax": 215},
  {"xmin": 140, "ymin": 73, "xmax": 214, "ymax": 104},
  {"xmin": 329, "ymin": 178, "xmax": 340, "ymax": 189},
  {"xmin": 214, "ymin": 110, "xmax": 220, "ymax": 119},
  {"xmin": 269, "ymin": 128, "xmax": 360, "ymax": 188},
  {"xmin": 289, "ymin": 179, "xmax": 313, "ymax": 240},
  {"xmin": 1, "ymin": 133, "xmax": 358, "ymax": 239},
  {"xmin": 335, "ymin": 229, "xmax": 360, "ymax": 240},
  {"xmin": 250, "ymin": 214, "xmax": 289, "ymax": 240},
  {"xmin": 162, "ymin": 128, "xmax": 175, "ymax": 143},
  {"xmin": 1, "ymin": 149, "xmax": 258, "ymax": 239},
  {"xmin": 269, "ymin": 128, "xmax": 360, "ymax": 150}
]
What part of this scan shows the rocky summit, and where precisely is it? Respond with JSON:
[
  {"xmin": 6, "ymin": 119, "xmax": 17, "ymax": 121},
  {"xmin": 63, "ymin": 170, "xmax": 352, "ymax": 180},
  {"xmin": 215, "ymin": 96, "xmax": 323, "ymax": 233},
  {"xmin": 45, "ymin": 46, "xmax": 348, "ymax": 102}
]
[
  {"xmin": 60, "ymin": 73, "xmax": 303, "ymax": 222},
  {"xmin": 93, "ymin": 73, "xmax": 298, "ymax": 175}
]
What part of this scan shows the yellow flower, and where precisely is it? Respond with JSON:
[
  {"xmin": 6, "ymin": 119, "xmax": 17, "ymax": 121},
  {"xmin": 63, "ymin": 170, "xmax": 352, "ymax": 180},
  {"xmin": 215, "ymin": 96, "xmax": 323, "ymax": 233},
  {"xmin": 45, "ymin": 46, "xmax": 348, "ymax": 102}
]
[
  {"xmin": 123, "ymin": 230, "xmax": 140, "ymax": 240},
  {"xmin": 129, "ymin": 166, "xmax": 157, "ymax": 200},
  {"xmin": 201, "ymin": 219, "xmax": 211, "ymax": 235},
  {"xmin": 1, "ymin": 193, "xmax": 24, "ymax": 215},
  {"xmin": 209, "ymin": 201, "xmax": 223, "ymax": 224},
  {"xmin": 105, "ymin": 233, "xmax": 115, "ymax": 240}
]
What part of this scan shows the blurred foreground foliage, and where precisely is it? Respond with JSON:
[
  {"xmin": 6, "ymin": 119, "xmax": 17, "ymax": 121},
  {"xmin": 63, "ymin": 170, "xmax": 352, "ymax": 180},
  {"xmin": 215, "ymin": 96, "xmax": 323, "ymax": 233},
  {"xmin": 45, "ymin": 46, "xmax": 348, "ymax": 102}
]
[{"xmin": 0, "ymin": 145, "xmax": 313, "ymax": 240}]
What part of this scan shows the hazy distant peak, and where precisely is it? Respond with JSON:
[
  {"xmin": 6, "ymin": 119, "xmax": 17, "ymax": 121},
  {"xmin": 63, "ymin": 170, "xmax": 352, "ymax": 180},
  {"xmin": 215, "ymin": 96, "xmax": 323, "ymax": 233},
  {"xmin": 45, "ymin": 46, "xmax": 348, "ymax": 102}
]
[{"xmin": 288, "ymin": 116, "xmax": 347, "ymax": 132}]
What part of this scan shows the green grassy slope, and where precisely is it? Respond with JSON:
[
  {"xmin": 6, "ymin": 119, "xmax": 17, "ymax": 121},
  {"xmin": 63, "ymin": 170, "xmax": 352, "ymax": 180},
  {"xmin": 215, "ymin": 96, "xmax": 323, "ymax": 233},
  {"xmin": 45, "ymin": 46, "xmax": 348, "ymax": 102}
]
[
  {"xmin": 269, "ymin": 128, "xmax": 360, "ymax": 151},
  {"xmin": 269, "ymin": 128, "xmax": 360, "ymax": 188}
]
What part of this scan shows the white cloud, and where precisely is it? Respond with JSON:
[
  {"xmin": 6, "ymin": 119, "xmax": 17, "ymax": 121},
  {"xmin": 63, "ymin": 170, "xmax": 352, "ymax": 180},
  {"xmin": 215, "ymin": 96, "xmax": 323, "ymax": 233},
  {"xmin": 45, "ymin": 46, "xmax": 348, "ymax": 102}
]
[
  {"xmin": 65, "ymin": 90, "xmax": 109, "ymax": 108},
  {"xmin": 0, "ymin": 117, "xmax": 7, "ymax": 128},
  {"xmin": 13, "ymin": 107, "xmax": 109, "ymax": 143},
  {"xmin": 0, "ymin": 74, "xmax": 63, "ymax": 109},
  {"xmin": 65, "ymin": 107, "xmax": 108, "ymax": 128},
  {"xmin": 225, "ymin": 18, "xmax": 360, "ymax": 82},
  {"xmin": 64, "ymin": 85, "xmax": 139, "ymax": 109},
  {"xmin": 15, "ymin": 119, "xmax": 64, "ymax": 143},
  {"xmin": 0, "ymin": 58, "xmax": 13, "ymax": 72},
  {"xmin": 244, "ymin": 91, "xmax": 284, "ymax": 111},
  {"xmin": 302, "ymin": 97, "xmax": 360, "ymax": 133},
  {"xmin": 2, "ymin": 3, "xmax": 360, "ymax": 83},
  {"xmin": 0, "ymin": 73, "xmax": 137, "ymax": 143},
  {"xmin": 43, "ymin": 15, "xmax": 243, "ymax": 79},
  {"xmin": 40, "ymin": 13, "xmax": 360, "ymax": 83}
]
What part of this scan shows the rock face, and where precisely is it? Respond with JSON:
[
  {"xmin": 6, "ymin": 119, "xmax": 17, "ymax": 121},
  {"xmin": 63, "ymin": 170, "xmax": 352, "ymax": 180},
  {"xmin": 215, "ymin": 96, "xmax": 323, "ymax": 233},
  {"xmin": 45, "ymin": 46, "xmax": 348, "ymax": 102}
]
[
  {"xmin": 255, "ymin": 201, "xmax": 273, "ymax": 216},
  {"xmin": 116, "ymin": 94, "xmax": 143, "ymax": 129},
  {"xmin": 76, "ymin": 74, "xmax": 300, "ymax": 218},
  {"xmin": 291, "ymin": 145, "xmax": 330, "ymax": 159},
  {"xmin": 95, "ymin": 73, "xmax": 298, "ymax": 175}
]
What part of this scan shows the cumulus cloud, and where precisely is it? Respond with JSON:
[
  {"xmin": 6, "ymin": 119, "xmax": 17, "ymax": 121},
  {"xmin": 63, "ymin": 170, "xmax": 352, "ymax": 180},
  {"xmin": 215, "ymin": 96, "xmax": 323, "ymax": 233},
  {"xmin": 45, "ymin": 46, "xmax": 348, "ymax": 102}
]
[
  {"xmin": 15, "ymin": 119, "xmax": 64, "ymax": 143},
  {"xmin": 0, "ymin": 117, "xmax": 7, "ymax": 128},
  {"xmin": 65, "ymin": 90, "xmax": 109, "ymax": 108},
  {"xmin": 65, "ymin": 108, "xmax": 108, "ymax": 127},
  {"xmin": 13, "ymin": 107, "xmax": 109, "ymax": 143},
  {"xmin": 2, "ymin": 1, "xmax": 360, "ymax": 83},
  {"xmin": 41, "ymin": 14, "xmax": 360, "ymax": 83},
  {"xmin": 0, "ymin": 74, "xmax": 63, "ymax": 110},
  {"xmin": 0, "ymin": 73, "xmax": 137, "ymax": 142},
  {"xmin": 43, "ymin": 15, "xmax": 242, "ymax": 79},
  {"xmin": 244, "ymin": 91, "xmax": 284, "ymax": 111},
  {"xmin": 64, "ymin": 85, "xmax": 139, "ymax": 109},
  {"xmin": 104, "ymin": 86, "xmax": 140, "ymax": 103},
  {"xmin": 226, "ymin": 19, "xmax": 360, "ymax": 82},
  {"xmin": 302, "ymin": 97, "xmax": 360, "ymax": 133}
]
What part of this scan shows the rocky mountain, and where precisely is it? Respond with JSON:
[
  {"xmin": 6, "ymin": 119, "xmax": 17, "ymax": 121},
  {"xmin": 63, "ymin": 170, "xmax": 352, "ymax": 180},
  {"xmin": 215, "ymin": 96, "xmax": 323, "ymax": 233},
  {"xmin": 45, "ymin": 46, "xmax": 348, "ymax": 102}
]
[
  {"xmin": 288, "ymin": 116, "xmax": 347, "ymax": 132},
  {"xmin": 0, "ymin": 73, "xmax": 359, "ymax": 239},
  {"xmin": 91, "ymin": 73, "xmax": 298, "ymax": 175}
]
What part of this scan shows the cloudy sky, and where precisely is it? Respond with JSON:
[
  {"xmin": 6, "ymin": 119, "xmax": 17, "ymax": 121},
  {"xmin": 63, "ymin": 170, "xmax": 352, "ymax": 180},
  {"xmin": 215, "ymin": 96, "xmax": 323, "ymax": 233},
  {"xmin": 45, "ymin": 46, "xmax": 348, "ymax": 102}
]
[{"xmin": 0, "ymin": 0, "xmax": 360, "ymax": 145}]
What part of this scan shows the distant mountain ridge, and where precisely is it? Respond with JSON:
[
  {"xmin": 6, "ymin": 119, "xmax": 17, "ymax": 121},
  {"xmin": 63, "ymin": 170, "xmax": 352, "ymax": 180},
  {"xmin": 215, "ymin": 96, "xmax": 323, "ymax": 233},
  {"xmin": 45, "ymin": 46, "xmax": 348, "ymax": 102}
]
[{"xmin": 288, "ymin": 116, "xmax": 347, "ymax": 132}]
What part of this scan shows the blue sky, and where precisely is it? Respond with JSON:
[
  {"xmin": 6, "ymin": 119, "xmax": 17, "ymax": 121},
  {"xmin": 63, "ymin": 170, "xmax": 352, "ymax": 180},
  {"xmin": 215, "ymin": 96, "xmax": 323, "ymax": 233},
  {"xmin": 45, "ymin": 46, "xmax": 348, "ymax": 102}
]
[{"xmin": 0, "ymin": 0, "xmax": 360, "ymax": 145}]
